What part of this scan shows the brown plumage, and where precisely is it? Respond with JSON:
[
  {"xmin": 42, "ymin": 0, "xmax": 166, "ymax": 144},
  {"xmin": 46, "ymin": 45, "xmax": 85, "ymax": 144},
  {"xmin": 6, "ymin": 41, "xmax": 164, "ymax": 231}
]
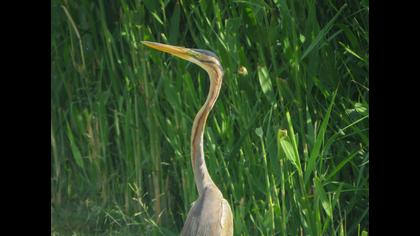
[{"xmin": 142, "ymin": 41, "xmax": 233, "ymax": 236}]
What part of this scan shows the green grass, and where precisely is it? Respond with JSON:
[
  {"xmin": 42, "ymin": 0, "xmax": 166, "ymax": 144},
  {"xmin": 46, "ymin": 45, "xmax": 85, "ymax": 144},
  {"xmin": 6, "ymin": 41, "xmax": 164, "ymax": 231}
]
[{"xmin": 51, "ymin": 0, "xmax": 369, "ymax": 235}]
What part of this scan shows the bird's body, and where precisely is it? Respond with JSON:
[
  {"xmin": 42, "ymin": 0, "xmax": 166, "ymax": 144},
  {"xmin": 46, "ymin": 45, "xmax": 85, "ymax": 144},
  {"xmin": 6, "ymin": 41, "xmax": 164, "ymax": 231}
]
[
  {"xmin": 142, "ymin": 41, "xmax": 233, "ymax": 236},
  {"xmin": 182, "ymin": 186, "xmax": 233, "ymax": 236}
]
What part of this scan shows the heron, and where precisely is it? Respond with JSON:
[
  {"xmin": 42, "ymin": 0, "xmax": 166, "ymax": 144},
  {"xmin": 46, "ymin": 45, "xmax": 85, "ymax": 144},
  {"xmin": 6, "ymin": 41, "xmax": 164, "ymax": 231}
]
[{"xmin": 142, "ymin": 41, "xmax": 233, "ymax": 236}]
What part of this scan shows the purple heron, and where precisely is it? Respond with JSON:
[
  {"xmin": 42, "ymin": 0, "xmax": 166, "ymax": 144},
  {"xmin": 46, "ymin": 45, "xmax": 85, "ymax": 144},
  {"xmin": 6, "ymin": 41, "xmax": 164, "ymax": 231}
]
[{"xmin": 142, "ymin": 41, "xmax": 233, "ymax": 236}]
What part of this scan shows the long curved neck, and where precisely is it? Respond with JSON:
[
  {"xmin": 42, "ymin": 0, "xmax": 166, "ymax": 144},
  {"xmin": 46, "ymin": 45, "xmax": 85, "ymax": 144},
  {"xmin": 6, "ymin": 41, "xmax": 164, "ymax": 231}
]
[{"xmin": 190, "ymin": 68, "xmax": 223, "ymax": 195}]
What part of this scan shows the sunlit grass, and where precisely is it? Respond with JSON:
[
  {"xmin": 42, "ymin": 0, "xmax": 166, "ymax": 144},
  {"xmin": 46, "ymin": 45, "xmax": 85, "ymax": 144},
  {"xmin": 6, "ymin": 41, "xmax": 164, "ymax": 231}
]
[{"xmin": 51, "ymin": 0, "xmax": 369, "ymax": 235}]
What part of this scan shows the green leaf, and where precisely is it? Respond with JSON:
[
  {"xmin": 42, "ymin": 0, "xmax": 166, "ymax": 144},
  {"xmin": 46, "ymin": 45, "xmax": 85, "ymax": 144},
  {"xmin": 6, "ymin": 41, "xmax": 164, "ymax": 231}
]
[
  {"xmin": 300, "ymin": 4, "xmax": 347, "ymax": 61},
  {"xmin": 279, "ymin": 137, "xmax": 299, "ymax": 172},
  {"xmin": 255, "ymin": 127, "xmax": 263, "ymax": 138},
  {"xmin": 314, "ymin": 177, "xmax": 332, "ymax": 219},
  {"xmin": 339, "ymin": 41, "xmax": 366, "ymax": 62},
  {"xmin": 327, "ymin": 151, "xmax": 358, "ymax": 180},
  {"xmin": 277, "ymin": 127, "xmax": 301, "ymax": 175},
  {"xmin": 354, "ymin": 102, "xmax": 368, "ymax": 115},
  {"xmin": 168, "ymin": 2, "xmax": 181, "ymax": 44},
  {"xmin": 66, "ymin": 122, "xmax": 84, "ymax": 169},
  {"xmin": 151, "ymin": 11, "xmax": 164, "ymax": 26},
  {"xmin": 305, "ymin": 89, "xmax": 337, "ymax": 185},
  {"xmin": 257, "ymin": 65, "xmax": 274, "ymax": 102}
]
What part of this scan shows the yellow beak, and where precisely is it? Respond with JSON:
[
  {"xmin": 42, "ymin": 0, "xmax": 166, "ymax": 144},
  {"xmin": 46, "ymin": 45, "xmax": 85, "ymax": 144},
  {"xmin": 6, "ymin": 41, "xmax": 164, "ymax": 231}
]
[{"xmin": 141, "ymin": 41, "xmax": 193, "ymax": 61}]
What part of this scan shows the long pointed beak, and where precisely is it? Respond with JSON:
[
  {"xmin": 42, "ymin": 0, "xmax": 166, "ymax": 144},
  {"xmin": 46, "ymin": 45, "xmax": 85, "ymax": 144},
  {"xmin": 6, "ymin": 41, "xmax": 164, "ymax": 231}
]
[{"xmin": 141, "ymin": 41, "xmax": 192, "ymax": 61}]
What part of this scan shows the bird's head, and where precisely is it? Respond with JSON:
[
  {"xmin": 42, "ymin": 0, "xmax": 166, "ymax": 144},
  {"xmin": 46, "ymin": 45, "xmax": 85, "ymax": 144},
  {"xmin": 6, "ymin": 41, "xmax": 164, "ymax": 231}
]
[{"xmin": 141, "ymin": 41, "xmax": 222, "ymax": 75}]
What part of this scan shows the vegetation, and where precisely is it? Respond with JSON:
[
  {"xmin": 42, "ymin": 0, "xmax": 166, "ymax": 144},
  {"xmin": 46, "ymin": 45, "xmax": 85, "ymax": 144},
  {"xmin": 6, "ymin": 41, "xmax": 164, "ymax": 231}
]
[{"xmin": 51, "ymin": 0, "xmax": 369, "ymax": 235}]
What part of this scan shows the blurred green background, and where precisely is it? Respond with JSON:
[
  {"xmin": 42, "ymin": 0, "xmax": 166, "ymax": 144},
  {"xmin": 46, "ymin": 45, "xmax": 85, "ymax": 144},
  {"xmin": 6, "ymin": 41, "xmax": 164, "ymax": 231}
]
[{"xmin": 51, "ymin": 0, "xmax": 368, "ymax": 235}]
